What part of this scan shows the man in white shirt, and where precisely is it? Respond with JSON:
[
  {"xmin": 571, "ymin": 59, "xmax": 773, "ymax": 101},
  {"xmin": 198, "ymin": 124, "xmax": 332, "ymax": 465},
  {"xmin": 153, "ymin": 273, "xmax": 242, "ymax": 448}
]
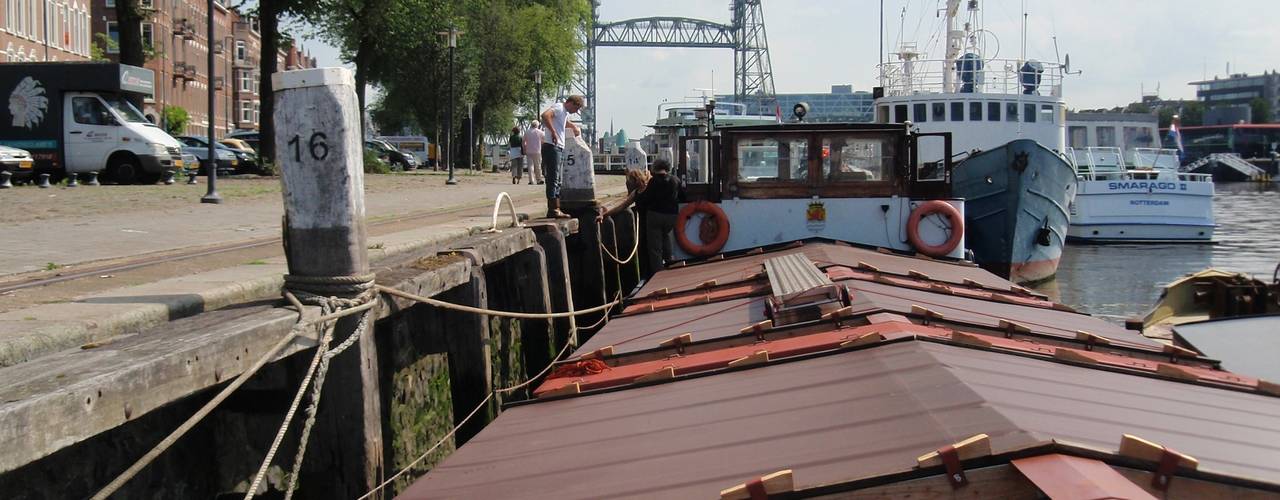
[
  {"xmin": 522, "ymin": 122, "xmax": 544, "ymax": 185},
  {"xmin": 540, "ymin": 95, "xmax": 584, "ymax": 218}
]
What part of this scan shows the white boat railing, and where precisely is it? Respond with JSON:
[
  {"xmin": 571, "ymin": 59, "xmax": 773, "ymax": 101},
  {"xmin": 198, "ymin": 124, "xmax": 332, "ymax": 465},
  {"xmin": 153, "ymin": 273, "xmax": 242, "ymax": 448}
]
[
  {"xmin": 1067, "ymin": 146, "xmax": 1212, "ymax": 183},
  {"xmin": 877, "ymin": 58, "xmax": 1065, "ymax": 97}
]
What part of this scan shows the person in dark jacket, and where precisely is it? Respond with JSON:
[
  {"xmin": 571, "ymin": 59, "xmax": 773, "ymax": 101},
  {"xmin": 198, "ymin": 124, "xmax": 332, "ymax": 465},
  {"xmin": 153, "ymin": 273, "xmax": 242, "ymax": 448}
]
[
  {"xmin": 508, "ymin": 126, "xmax": 524, "ymax": 184},
  {"xmin": 599, "ymin": 158, "xmax": 684, "ymax": 277}
]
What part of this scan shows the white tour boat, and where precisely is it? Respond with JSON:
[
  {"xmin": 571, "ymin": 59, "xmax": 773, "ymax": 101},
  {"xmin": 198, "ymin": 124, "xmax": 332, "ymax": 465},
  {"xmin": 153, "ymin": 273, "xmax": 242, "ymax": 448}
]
[{"xmin": 1066, "ymin": 146, "xmax": 1215, "ymax": 243}]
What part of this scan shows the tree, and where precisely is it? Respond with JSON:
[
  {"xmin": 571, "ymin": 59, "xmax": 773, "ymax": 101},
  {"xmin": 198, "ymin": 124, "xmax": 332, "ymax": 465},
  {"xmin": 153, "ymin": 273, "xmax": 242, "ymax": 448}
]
[
  {"xmin": 163, "ymin": 106, "xmax": 190, "ymax": 135},
  {"xmin": 255, "ymin": 0, "xmax": 323, "ymax": 165},
  {"xmin": 1250, "ymin": 97, "xmax": 1272, "ymax": 124}
]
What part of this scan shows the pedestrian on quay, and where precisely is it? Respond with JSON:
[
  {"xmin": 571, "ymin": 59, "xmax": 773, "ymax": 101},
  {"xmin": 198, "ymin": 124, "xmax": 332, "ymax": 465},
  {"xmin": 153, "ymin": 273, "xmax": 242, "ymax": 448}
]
[
  {"xmin": 540, "ymin": 95, "xmax": 585, "ymax": 218},
  {"xmin": 597, "ymin": 158, "xmax": 683, "ymax": 278},
  {"xmin": 523, "ymin": 121, "xmax": 544, "ymax": 185},
  {"xmin": 508, "ymin": 126, "xmax": 524, "ymax": 184}
]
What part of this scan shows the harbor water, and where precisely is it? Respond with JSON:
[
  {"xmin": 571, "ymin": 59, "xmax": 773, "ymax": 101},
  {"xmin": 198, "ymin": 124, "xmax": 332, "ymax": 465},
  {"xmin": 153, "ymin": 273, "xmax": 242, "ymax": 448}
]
[{"xmin": 1036, "ymin": 182, "xmax": 1280, "ymax": 323}]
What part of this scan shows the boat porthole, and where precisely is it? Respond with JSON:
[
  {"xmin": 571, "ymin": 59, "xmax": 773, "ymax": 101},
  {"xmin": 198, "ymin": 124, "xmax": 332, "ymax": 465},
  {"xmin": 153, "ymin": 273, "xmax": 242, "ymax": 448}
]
[
  {"xmin": 985, "ymin": 176, "xmax": 993, "ymax": 184},
  {"xmin": 1119, "ymin": 231, "xmax": 1125, "ymax": 234},
  {"xmin": 1199, "ymin": 231, "xmax": 1205, "ymax": 235},
  {"xmin": 1092, "ymin": 230, "xmax": 1098, "ymax": 235}
]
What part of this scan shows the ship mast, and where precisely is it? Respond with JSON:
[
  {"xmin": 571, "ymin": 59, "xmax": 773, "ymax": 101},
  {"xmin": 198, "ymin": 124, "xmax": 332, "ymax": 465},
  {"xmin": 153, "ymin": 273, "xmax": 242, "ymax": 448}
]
[{"xmin": 942, "ymin": 0, "xmax": 963, "ymax": 93}]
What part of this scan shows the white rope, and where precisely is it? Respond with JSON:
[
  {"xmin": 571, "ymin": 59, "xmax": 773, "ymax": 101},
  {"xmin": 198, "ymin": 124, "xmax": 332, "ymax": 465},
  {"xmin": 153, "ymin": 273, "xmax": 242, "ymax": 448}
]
[
  {"xmin": 600, "ymin": 211, "xmax": 642, "ymax": 265},
  {"xmin": 357, "ymin": 293, "xmax": 621, "ymax": 500},
  {"xmin": 377, "ymin": 285, "xmax": 619, "ymax": 319},
  {"xmin": 486, "ymin": 191, "xmax": 522, "ymax": 233}
]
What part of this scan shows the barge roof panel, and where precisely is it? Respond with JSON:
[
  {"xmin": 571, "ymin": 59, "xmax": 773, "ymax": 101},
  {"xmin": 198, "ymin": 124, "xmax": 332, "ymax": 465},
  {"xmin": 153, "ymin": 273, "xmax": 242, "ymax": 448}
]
[{"xmin": 400, "ymin": 341, "xmax": 1280, "ymax": 499}]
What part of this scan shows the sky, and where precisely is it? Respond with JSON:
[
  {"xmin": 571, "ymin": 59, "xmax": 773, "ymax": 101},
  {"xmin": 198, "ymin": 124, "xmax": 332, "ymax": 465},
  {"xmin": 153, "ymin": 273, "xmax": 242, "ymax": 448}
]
[{"xmin": 305, "ymin": 0, "xmax": 1280, "ymax": 138}]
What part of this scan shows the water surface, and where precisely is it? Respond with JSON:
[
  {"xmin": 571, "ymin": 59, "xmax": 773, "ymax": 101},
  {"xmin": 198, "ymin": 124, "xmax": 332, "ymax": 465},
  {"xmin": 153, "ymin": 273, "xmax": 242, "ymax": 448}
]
[{"xmin": 1037, "ymin": 182, "xmax": 1280, "ymax": 323}]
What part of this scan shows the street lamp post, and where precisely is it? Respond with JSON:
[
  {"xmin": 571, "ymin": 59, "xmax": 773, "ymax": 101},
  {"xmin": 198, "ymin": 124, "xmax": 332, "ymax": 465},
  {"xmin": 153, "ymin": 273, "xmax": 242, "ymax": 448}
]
[
  {"xmin": 438, "ymin": 25, "xmax": 463, "ymax": 186},
  {"xmin": 201, "ymin": 0, "xmax": 222, "ymax": 203},
  {"xmin": 466, "ymin": 102, "xmax": 474, "ymax": 172}
]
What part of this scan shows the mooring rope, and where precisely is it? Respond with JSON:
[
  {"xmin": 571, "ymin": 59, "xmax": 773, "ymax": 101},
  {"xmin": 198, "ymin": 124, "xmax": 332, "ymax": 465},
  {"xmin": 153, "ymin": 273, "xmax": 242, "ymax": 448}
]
[
  {"xmin": 356, "ymin": 292, "xmax": 621, "ymax": 500},
  {"xmin": 599, "ymin": 210, "xmax": 642, "ymax": 265},
  {"xmin": 96, "ymin": 210, "xmax": 623, "ymax": 497}
]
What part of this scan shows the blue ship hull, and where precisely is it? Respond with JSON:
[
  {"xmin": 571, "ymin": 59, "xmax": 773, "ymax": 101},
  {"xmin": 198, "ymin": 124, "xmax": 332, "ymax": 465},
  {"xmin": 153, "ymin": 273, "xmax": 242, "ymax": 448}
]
[{"xmin": 952, "ymin": 139, "xmax": 1077, "ymax": 285}]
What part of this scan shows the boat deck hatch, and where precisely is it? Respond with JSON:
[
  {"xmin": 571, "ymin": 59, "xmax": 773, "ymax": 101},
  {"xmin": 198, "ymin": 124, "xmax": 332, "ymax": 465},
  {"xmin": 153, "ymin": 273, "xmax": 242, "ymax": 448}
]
[{"xmin": 764, "ymin": 253, "xmax": 844, "ymax": 326}]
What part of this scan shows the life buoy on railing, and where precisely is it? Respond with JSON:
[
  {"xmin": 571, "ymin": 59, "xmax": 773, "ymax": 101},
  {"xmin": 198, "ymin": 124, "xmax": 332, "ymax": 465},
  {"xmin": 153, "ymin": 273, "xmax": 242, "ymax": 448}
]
[
  {"xmin": 906, "ymin": 201, "xmax": 964, "ymax": 258},
  {"xmin": 675, "ymin": 201, "xmax": 731, "ymax": 256}
]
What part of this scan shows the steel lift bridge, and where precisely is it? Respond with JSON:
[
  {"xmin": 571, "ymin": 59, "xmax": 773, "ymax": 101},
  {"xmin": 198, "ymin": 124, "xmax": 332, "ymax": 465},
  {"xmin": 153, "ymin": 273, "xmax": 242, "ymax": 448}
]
[{"xmin": 568, "ymin": 0, "xmax": 778, "ymax": 144}]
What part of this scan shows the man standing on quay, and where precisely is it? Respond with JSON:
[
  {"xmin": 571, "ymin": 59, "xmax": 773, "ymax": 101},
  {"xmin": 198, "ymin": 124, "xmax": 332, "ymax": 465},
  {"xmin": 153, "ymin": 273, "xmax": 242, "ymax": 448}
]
[
  {"xmin": 523, "ymin": 121, "xmax": 544, "ymax": 185},
  {"xmin": 540, "ymin": 95, "xmax": 585, "ymax": 218}
]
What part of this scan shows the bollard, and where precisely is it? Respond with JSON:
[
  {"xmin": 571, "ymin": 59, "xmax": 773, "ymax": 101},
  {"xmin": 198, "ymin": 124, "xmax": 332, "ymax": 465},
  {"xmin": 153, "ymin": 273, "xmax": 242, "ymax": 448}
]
[
  {"xmin": 162, "ymin": 169, "xmax": 175, "ymax": 185},
  {"xmin": 0, "ymin": 171, "xmax": 11, "ymax": 189},
  {"xmin": 86, "ymin": 171, "xmax": 100, "ymax": 186},
  {"xmin": 66, "ymin": 173, "xmax": 79, "ymax": 187},
  {"xmin": 273, "ymin": 67, "xmax": 382, "ymax": 498},
  {"xmin": 185, "ymin": 168, "xmax": 198, "ymax": 185},
  {"xmin": 37, "ymin": 173, "xmax": 50, "ymax": 188}
]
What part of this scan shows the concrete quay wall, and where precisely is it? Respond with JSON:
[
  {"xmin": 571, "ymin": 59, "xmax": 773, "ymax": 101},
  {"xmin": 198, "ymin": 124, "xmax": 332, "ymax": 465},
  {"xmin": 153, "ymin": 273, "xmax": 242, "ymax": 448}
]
[{"xmin": 0, "ymin": 207, "xmax": 642, "ymax": 499}]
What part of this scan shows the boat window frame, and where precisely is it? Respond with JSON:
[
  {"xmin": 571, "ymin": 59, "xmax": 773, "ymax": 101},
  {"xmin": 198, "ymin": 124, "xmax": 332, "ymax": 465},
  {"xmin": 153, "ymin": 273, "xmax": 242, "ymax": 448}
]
[
  {"xmin": 718, "ymin": 127, "xmax": 916, "ymax": 200},
  {"xmin": 987, "ymin": 101, "xmax": 1001, "ymax": 121}
]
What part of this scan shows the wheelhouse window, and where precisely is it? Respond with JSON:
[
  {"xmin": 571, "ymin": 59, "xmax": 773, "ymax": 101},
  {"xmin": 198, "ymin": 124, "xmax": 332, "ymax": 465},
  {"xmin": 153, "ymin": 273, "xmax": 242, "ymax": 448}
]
[
  {"xmin": 1005, "ymin": 102, "xmax": 1019, "ymax": 122},
  {"xmin": 950, "ymin": 102, "xmax": 964, "ymax": 121},
  {"xmin": 1024, "ymin": 103, "xmax": 1036, "ymax": 123},
  {"xmin": 823, "ymin": 136, "xmax": 893, "ymax": 182},
  {"xmin": 737, "ymin": 137, "xmax": 809, "ymax": 183},
  {"xmin": 913, "ymin": 103, "xmax": 927, "ymax": 123},
  {"xmin": 894, "ymin": 104, "xmax": 908, "ymax": 123},
  {"xmin": 987, "ymin": 102, "xmax": 1001, "ymax": 121},
  {"xmin": 931, "ymin": 102, "xmax": 945, "ymax": 122},
  {"xmin": 1040, "ymin": 104, "xmax": 1055, "ymax": 123},
  {"xmin": 969, "ymin": 102, "xmax": 982, "ymax": 121}
]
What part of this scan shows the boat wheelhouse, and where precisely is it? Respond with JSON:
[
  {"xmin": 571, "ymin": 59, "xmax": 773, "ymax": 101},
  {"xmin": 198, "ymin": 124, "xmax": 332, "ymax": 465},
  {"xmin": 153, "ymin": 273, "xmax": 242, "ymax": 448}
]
[{"xmin": 668, "ymin": 121, "xmax": 965, "ymax": 261}]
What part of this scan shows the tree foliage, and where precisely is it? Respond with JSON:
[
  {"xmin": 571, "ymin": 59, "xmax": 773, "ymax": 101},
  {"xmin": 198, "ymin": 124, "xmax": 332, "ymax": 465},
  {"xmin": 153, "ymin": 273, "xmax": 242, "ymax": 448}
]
[
  {"xmin": 163, "ymin": 105, "xmax": 190, "ymax": 136},
  {"xmin": 1250, "ymin": 97, "xmax": 1272, "ymax": 124}
]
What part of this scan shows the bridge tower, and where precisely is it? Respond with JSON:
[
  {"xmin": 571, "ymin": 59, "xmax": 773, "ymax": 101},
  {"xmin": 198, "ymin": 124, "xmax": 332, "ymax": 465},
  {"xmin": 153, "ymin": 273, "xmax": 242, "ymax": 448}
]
[{"xmin": 567, "ymin": 0, "xmax": 778, "ymax": 144}]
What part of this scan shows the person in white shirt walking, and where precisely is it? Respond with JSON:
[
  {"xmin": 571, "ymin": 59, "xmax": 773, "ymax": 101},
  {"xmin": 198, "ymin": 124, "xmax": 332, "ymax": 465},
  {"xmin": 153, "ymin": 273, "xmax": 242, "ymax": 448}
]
[
  {"xmin": 522, "ymin": 122, "xmax": 544, "ymax": 185},
  {"xmin": 540, "ymin": 95, "xmax": 585, "ymax": 218}
]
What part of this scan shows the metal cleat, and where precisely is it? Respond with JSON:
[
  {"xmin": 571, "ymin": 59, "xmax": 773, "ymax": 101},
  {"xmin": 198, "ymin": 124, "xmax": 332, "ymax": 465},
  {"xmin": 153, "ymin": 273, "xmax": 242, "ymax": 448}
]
[
  {"xmin": 37, "ymin": 173, "xmax": 50, "ymax": 188},
  {"xmin": 86, "ymin": 171, "xmax": 100, "ymax": 186},
  {"xmin": 0, "ymin": 170, "xmax": 11, "ymax": 189}
]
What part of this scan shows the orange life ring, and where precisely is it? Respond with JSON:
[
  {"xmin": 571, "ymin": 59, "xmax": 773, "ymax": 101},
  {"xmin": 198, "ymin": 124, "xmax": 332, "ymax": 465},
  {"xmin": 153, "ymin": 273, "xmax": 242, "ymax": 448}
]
[
  {"xmin": 906, "ymin": 201, "xmax": 964, "ymax": 258},
  {"xmin": 675, "ymin": 201, "xmax": 731, "ymax": 256}
]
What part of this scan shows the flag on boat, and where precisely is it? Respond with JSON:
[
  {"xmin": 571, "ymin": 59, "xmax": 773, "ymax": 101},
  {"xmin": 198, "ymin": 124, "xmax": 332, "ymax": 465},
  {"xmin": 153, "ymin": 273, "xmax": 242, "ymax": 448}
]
[
  {"xmin": 775, "ymin": 104, "xmax": 783, "ymax": 123},
  {"xmin": 1166, "ymin": 115, "xmax": 1185, "ymax": 161}
]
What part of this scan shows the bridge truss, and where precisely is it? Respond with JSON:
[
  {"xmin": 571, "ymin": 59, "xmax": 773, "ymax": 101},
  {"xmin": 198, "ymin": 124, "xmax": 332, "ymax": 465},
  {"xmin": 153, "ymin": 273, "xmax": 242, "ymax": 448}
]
[{"xmin": 567, "ymin": 0, "xmax": 778, "ymax": 144}]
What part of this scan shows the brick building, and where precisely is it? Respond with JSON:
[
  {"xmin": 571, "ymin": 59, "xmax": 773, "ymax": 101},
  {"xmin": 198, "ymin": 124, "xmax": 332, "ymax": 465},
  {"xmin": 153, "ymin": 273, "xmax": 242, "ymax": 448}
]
[
  {"xmin": 1, "ymin": 0, "xmax": 94, "ymax": 62},
  {"xmin": 91, "ymin": 0, "xmax": 314, "ymax": 137}
]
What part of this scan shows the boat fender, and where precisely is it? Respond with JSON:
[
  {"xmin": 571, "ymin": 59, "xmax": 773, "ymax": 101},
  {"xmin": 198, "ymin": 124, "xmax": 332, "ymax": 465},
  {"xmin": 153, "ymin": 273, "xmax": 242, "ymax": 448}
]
[
  {"xmin": 906, "ymin": 201, "xmax": 964, "ymax": 258},
  {"xmin": 676, "ymin": 201, "xmax": 731, "ymax": 256}
]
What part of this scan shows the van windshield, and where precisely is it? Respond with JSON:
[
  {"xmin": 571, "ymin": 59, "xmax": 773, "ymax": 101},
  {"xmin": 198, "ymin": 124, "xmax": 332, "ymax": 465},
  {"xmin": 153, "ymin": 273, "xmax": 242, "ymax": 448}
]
[{"xmin": 101, "ymin": 96, "xmax": 150, "ymax": 124}]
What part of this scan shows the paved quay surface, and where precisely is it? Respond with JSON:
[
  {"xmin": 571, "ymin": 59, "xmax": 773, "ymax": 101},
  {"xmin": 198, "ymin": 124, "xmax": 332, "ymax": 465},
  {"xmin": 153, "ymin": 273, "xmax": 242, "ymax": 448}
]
[
  {"xmin": 0, "ymin": 170, "xmax": 626, "ymax": 366},
  {"xmin": 0, "ymin": 170, "xmax": 622, "ymax": 276}
]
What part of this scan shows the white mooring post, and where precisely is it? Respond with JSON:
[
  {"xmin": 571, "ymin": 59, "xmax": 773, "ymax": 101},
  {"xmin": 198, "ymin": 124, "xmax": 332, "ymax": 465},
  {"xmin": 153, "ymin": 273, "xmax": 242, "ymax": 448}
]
[
  {"xmin": 273, "ymin": 67, "xmax": 369, "ymax": 276},
  {"xmin": 272, "ymin": 67, "xmax": 384, "ymax": 497}
]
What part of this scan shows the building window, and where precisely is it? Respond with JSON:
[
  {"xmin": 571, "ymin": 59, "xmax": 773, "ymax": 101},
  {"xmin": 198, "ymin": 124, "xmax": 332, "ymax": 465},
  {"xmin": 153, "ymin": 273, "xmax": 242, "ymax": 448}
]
[
  {"xmin": 239, "ymin": 70, "xmax": 252, "ymax": 92},
  {"xmin": 950, "ymin": 102, "xmax": 964, "ymax": 122},
  {"xmin": 1024, "ymin": 103, "xmax": 1036, "ymax": 123},
  {"xmin": 1068, "ymin": 126, "xmax": 1088, "ymax": 148},
  {"xmin": 913, "ymin": 103, "xmax": 927, "ymax": 122},
  {"xmin": 240, "ymin": 100, "xmax": 254, "ymax": 123},
  {"xmin": 1096, "ymin": 126, "xmax": 1117, "ymax": 147},
  {"xmin": 105, "ymin": 0, "xmax": 115, "ymax": 6},
  {"xmin": 235, "ymin": 40, "xmax": 246, "ymax": 61},
  {"xmin": 987, "ymin": 102, "xmax": 1001, "ymax": 121},
  {"xmin": 141, "ymin": 23, "xmax": 154, "ymax": 49},
  {"xmin": 106, "ymin": 21, "xmax": 119, "ymax": 53},
  {"xmin": 140, "ymin": 0, "xmax": 153, "ymax": 7}
]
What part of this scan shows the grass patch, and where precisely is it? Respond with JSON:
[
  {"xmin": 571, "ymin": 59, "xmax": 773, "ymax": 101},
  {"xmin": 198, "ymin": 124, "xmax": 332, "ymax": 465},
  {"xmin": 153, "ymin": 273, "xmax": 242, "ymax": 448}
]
[
  {"xmin": 246, "ymin": 259, "xmax": 269, "ymax": 265},
  {"xmin": 44, "ymin": 262, "xmax": 60, "ymax": 271}
]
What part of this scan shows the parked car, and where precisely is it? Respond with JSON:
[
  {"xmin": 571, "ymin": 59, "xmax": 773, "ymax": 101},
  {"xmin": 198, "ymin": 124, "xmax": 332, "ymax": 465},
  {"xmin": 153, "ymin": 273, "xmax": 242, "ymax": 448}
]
[
  {"xmin": 366, "ymin": 139, "xmax": 416, "ymax": 170},
  {"xmin": 219, "ymin": 138, "xmax": 256, "ymax": 156},
  {"xmin": 177, "ymin": 136, "xmax": 256, "ymax": 173},
  {"xmin": 180, "ymin": 143, "xmax": 237, "ymax": 176},
  {"xmin": 226, "ymin": 131, "xmax": 260, "ymax": 153},
  {"xmin": 377, "ymin": 135, "xmax": 430, "ymax": 165},
  {"xmin": 0, "ymin": 144, "xmax": 35, "ymax": 183}
]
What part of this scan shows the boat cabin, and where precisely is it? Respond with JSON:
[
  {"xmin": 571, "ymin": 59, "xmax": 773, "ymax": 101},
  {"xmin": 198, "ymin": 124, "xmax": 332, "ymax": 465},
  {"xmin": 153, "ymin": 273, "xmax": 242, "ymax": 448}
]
[{"xmin": 667, "ymin": 122, "xmax": 964, "ymax": 261}]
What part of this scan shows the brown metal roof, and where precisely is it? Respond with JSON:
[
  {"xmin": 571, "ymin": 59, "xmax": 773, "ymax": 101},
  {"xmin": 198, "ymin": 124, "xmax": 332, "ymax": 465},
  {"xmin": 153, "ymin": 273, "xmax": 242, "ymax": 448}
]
[
  {"xmin": 399, "ymin": 341, "xmax": 1280, "ymax": 499},
  {"xmin": 638, "ymin": 241, "xmax": 1021, "ymax": 296},
  {"xmin": 842, "ymin": 277, "xmax": 1166, "ymax": 349},
  {"xmin": 577, "ymin": 296, "xmax": 768, "ymax": 356}
]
